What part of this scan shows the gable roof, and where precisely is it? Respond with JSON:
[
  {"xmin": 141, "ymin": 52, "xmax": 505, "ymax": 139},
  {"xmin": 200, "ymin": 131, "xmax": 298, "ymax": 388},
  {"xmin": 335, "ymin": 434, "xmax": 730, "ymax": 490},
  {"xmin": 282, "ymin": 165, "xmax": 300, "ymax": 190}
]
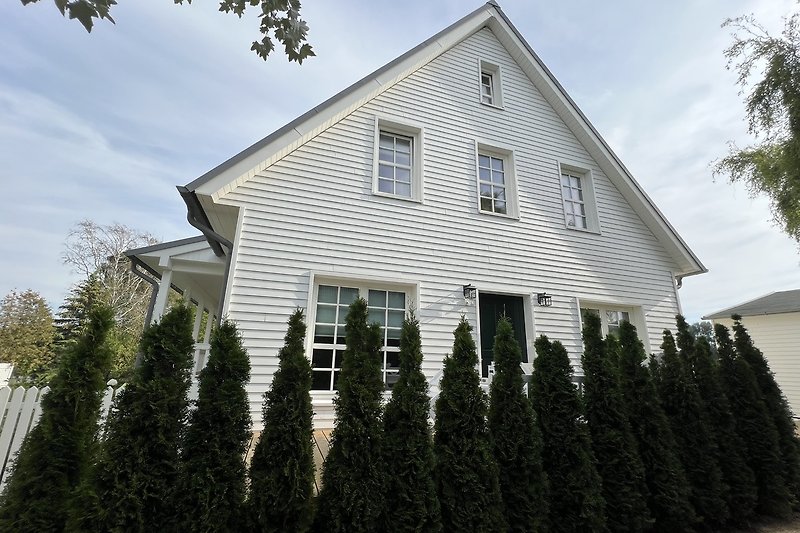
[
  {"xmin": 182, "ymin": 1, "xmax": 706, "ymax": 278},
  {"xmin": 704, "ymin": 289, "xmax": 800, "ymax": 319}
]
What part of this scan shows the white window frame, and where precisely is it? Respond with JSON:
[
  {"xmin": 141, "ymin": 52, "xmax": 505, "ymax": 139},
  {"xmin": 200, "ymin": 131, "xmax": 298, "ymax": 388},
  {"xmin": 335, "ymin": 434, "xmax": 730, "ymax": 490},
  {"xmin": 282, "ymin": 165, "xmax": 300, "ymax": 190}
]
[
  {"xmin": 478, "ymin": 59, "xmax": 503, "ymax": 108},
  {"xmin": 373, "ymin": 116, "xmax": 424, "ymax": 203},
  {"xmin": 475, "ymin": 141, "xmax": 519, "ymax": 219},
  {"xmin": 557, "ymin": 162, "xmax": 600, "ymax": 233},
  {"xmin": 306, "ymin": 274, "xmax": 419, "ymax": 392},
  {"xmin": 576, "ymin": 297, "xmax": 651, "ymax": 353}
]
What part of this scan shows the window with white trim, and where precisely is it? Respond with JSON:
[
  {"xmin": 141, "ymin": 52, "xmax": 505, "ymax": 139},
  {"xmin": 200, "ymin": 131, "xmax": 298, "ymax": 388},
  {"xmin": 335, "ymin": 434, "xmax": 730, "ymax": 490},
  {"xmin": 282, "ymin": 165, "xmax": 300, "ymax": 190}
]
[
  {"xmin": 311, "ymin": 284, "xmax": 406, "ymax": 391},
  {"xmin": 479, "ymin": 59, "xmax": 503, "ymax": 108},
  {"xmin": 581, "ymin": 307, "xmax": 631, "ymax": 338},
  {"xmin": 558, "ymin": 164, "xmax": 599, "ymax": 232},
  {"xmin": 373, "ymin": 117, "xmax": 423, "ymax": 202},
  {"xmin": 476, "ymin": 143, "xmax": 518, "ymax": 218}
]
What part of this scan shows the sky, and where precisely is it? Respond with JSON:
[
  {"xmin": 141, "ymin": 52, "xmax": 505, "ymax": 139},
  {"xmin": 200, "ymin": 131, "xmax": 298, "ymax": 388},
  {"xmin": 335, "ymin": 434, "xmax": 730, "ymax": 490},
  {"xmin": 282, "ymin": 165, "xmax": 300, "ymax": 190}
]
[{"xmin": 1, "ymin": 0, "xmax": 798, "ymax": 323}]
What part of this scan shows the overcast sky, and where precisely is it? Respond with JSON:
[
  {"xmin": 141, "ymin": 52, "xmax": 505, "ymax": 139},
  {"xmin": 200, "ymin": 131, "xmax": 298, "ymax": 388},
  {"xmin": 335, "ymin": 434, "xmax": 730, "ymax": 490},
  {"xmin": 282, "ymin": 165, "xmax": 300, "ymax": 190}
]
[{"xmin": 1, "ymin": 0, "xmax": 798, "ymax": 323}]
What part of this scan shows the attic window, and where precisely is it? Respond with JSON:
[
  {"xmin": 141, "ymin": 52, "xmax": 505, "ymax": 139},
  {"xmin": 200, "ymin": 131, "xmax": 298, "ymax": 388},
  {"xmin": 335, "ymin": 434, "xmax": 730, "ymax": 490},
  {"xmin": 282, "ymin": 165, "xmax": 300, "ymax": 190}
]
[
  {"xmin": 479, "ymin": 59, "xmax": 503, "ymax": 108},
  {"xmin": 372, "ymin": 117, "xmax": 424, "ymax": 202},
  {"xmin": 558, "ymin": 163, "xmax": 599, "ymax": 233}
]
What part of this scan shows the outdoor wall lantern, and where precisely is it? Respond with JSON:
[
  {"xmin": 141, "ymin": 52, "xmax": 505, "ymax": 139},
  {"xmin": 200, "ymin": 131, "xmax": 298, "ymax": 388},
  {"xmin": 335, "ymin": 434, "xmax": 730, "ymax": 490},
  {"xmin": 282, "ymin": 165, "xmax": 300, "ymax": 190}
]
[
  {"xmin": 536, "ymin": 292, "xmax": 553, "ymax": 307},
  {"xmin": 463, "ymin": 284, "xmax": 477, "ymax": 300}
]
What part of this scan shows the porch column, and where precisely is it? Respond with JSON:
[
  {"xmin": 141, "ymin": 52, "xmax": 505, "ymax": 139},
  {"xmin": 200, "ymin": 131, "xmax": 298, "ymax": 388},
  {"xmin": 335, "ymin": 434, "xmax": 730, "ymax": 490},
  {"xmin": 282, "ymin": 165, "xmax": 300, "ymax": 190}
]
[
  {"xmin": 192, "ymin": 301, "xmax": 204, "ymax": 342},
  {"xmin": 151, "ymin": 268, "xmax": 173, "ymax": 325}
]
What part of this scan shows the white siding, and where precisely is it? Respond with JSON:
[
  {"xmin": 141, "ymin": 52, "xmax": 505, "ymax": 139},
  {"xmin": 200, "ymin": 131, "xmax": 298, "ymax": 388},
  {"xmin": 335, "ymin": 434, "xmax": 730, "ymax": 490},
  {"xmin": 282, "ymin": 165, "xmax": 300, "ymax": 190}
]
[
  {"xmin": 715, "ymin": 313, "xmax": 800, "ymax": 416},
  {"xmin": 222, "ymin": 28, "xmax": 682, "ymax": 425}
]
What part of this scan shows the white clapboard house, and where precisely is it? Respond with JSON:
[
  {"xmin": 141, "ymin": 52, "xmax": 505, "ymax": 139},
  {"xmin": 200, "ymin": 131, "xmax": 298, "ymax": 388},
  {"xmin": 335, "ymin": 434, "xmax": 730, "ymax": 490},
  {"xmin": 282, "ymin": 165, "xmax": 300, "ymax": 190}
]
[{"xmin": 126, "ymin": 2, "xmax": 705, "ymax": 427}]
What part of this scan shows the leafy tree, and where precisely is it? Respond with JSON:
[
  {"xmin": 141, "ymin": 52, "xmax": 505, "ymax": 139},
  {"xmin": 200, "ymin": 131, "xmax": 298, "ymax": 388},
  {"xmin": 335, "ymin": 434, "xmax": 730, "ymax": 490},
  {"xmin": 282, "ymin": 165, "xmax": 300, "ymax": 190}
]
[
  {"xmin": 179, "ymin": 319, "xmax": 252, "ymax": 532},
  {"xmin": 715, "ymin": 323, "xmax": 792, "ymax": 518},
  {"xmin": 79, "ymin": 304, "xmax": 195, "ymax": 531},
  {"xmin": 22, "ymin": 0, "xmax": 314, "ymax": 63},
  {"xmin": 732, "ymin": 315, "xmax": 800, "ymax": 503},
  {"xmin": 0, "ymin": 306, "xmax": 114, "ymax": 532},
  {"xmin": 314, "ymin": 298, "xmax": 386, "ymax": 533},
  {"xmin": 488, "ymin": 317, "xmax": 548, "ymax": 532},
  {"xmin": 0, "ymin": 289, "xmax": 56, "ymax": 385},
  {"xmin": 689, "ymin": 320, "xmax": 717, "ymax": 355},
  {"xmin": 530, "ymin": 335, "xmax": 606, "ymax": 533},
  {"xmin": 716, "ymin": 10, "xmax": 800, "ymax": 243},
  {"xmin": 383, "ymin": 311, "xmax": 441, "ymax": 533},
  {"xmin": 659, "ymin": 330, "xmax": 728, "ymax": 526},
  {"xmin": 581, "ymin": 313, "xmax": 650, "ymax": 532},
  {"xmin": 433, "ymin": 318, "xmax": 506, "ymax": 532},
  {"xmin": 62, "ymin": 220, "xmax": 160, "ymax": 375},
  {"xmin": 249, "ymin": 309, "xmax": 315, "ymax": 533},
  {"xmin": 617, "ymin": 321, "xmax": 695, "ymax": 532}
]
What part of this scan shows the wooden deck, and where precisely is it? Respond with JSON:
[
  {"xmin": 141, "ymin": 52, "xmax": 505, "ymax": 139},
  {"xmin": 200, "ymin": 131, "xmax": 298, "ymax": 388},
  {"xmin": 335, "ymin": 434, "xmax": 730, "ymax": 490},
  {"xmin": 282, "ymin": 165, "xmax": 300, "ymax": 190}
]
[{"xmin": 245, "ymin": 429, "xmax": 334, "ymax": 495}]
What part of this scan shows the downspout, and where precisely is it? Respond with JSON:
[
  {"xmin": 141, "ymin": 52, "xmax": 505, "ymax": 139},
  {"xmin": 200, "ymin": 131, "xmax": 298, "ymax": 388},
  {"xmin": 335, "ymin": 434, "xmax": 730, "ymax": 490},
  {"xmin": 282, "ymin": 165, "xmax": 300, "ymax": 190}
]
[{"xmin": 177, "ymin": 186, "xmax": 234, "ymax": 325}]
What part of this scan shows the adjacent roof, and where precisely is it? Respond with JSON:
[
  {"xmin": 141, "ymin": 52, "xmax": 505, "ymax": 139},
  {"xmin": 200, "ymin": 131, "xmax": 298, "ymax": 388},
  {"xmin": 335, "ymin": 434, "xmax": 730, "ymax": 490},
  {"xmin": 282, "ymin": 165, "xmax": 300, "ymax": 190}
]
[
  {"xmin": 704, "ymin": 289, "xmax": 800, "ymax": 319},
  {"xmin": 181, "ymin": 1, "xmax": 706, "ymax": 278}
]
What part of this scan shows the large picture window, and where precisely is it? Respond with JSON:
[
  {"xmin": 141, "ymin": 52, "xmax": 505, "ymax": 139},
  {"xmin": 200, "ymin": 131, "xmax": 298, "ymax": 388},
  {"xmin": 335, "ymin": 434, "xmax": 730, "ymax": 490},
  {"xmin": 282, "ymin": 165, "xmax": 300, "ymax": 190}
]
[{"xmin": 311, "ymin": 284, "xmax": 407, "ymax": 391}]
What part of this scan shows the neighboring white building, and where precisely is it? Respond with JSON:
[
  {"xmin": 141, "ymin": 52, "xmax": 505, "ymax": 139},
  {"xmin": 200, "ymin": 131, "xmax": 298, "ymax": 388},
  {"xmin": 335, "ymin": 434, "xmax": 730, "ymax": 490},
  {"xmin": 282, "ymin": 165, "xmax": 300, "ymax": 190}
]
[
  {"xmin": 126, "ymin": 2, "xmax": 705, "ymax": 427},
  {"xmin": 704, "ymin": 289, "xmax": 800, "ymax": 416}
]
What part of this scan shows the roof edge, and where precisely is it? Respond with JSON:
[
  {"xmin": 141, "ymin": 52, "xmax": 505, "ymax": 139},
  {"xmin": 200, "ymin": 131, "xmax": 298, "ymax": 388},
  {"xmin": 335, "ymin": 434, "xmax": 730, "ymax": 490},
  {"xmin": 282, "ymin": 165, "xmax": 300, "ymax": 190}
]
[{"xmin": 124, "ymin": 235, "xmax": 208, "ymax": 257}]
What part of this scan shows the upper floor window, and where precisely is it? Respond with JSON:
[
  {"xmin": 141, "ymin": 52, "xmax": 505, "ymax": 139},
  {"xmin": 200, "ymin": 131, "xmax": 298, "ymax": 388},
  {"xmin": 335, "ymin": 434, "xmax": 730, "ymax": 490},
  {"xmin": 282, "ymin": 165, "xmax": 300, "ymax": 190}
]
[
  {"xmin": 558, "ymin": 163, "xmax": 599, "ymax": 232},
  {"xmin": 478, "ymin": 59, "xmax": 503, "ymax": 108},
  {"xmin": 372, "ymin": 117, "xmax": 423, "ymax": 202},
  {"xmin": 476, "ymin": 142, "xmax": 518, "ymax": 218},
  {"xmin": 311, "ymin": 283, "xmax": 407, "ymax": 391}
]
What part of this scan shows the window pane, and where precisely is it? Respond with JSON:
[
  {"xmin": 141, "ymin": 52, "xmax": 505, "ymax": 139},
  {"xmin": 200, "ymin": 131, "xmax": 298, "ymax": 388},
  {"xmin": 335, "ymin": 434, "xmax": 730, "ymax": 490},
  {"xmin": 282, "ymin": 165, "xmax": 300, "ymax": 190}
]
[
  {"xmin": 337, "ymin": 305, "xmax": 349, "ymax": 324},
  {"xmin": 479, "ymin": 167, "xmax": 491, "ymax": 181},
  {"xmin": 480, "ymin": 183, "xmax": 492, "ymax": 196},
  {"xmin": 368, "ymin": 290, "xmax": 386, "ymax": 307},
  {"xmin": 368, "ymin": 308, "xmax": 386, "ymax": 326},
  {"xmin": 312, "ymin": 349, "xmax": 333, "ymax": 368},
  {"xmin": 478, "ymin": 155, "xmax": 490, "ymax": 168},
  {"xmin": 316, "ymin": 304, "xmax": 336, "ymax": 324},
  {"xmin": 378, "ymin": 178, "xmax": 394, "ymax": 194},
  {"xmin": 575, "ymin": 216, "xmax": 587, "ymax": 229},
  {"xmin": 334, "ymin": 350, "xmax": 343, "ymax": 367},
  {"xmin": 311, "ymin": 371, "xmax": 332, "ymax": 391},
  {"xmin": 494, "ymin": 188, "xmax": 506, "ymax": 201},
  {"xmin": 387, "ymin": 350, "xmax": 400, "ymax": 369},
  {"xmin": 388, "ymin": 310, "xmax": 404, "ymax": 328},
  {"xmin": 396, "ymin": 137, "xmax": 411, "ymax": 153},
  {"xmin": 575, "ymin": 188, "xmax": 584, "ymax": 201},
  {"xmin": 561, "ymin": 174, "xmax": 571, "ymax": 186},
  {"xmin": 495, "ymin": 200, "xmax": 507, "ymax": 214},
  {"xmin": 566, "ymin": 214, "xmax": 576, "ymax": 226},
  {"xmin": 379, "ymin": 147, "xmax": 394, "ymax": 163},
  {"xmin": 386, "ymin": 331, "xmax": 401, "ymax": 347},
  {"xmin": 332, "ymin": 371, "xmax": 342, "ymax": 390},
  {"xmin": 571, "ymin": 176, "xmax": 581, "ymax": 189},
  {"xmin": 396, "ymin": 183, "xmax": 411, "ymax": 197},
  {"xmin": 564, "ymin": 202, "xmax": 574, "ymax": 214},
  {"xmin": 395, "ymin": 168, "xmax": 411, "ymax": 183},
  {"xmin": 388, "ymin": 291, "xmax": 405, "ymax": 308},
  {"xmin": 340, "ymin": 287, "xmax": 359, "ymax": 304},
  {"xmin": 379, "ymin": 134, "xmax": 394, "ymax": 149},
  {"xmin": 396, "ymin": 151, "xmax": 411, "ymax": 166},
  {"xmin": 378, "ymin": 164, "xmax": 394, "ymax": 179},
  {"xmin": 491, "ymin": 157, "xmax": 504, "ymax": 171},
  {"xmin": 492, "ymin": 170, "xmax": 505, "ymax": 185},
  {"xmin": 335, "ymin": 326, "xmax": 347, "ymax": 344},
  {"xmin": 621, "ymin": 311, "xmax": 630, "ymax": 322},
  {"xmin": 480, "ymin": 197, "xmax": 493, "ymax": 211},
  {"xmin": 318, "ymin": 285, "xmax": 338, "ymax": 303},
  {"xmin": 562, "ymin": 185, "xmax": 571, "ymax": 199},
  {"xmin": 313, "ymin": 325, "xmax": 335, "ymax": 344}
]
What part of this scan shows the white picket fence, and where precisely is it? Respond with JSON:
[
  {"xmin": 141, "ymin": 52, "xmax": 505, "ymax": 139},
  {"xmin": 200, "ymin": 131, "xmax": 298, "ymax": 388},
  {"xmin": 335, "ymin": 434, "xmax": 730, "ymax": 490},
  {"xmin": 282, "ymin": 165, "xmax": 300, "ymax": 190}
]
[{"xmin": 0, "ymin": 379, "xmax": 124, "ymax": 490}]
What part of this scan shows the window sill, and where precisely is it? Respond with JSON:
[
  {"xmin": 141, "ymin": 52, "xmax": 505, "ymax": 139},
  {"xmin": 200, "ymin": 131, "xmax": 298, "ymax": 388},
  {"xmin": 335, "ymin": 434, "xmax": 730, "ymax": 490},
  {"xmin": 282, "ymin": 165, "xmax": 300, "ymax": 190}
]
[
  {"xmin": 479, "ymin": 208, "xmax": 519, "ymax": 220},
  {"xmin": 372, "ymin": 190, "xmax": 423, "ymax": 204},
  {"xmin": 480, "ymin": 101, "xmax": 505, "ymax": 111},
  {"xmin": 564, "ymin": 224, "xmax": 601, "ymax": 235}
]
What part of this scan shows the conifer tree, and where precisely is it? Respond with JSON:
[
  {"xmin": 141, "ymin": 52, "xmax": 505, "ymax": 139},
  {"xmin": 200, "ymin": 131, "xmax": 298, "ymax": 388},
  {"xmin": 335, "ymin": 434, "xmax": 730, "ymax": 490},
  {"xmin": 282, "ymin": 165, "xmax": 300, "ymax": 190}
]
[
  {"xmin": 733, "ymin": 315, "xmax": 800, "ymax": 503},
  {"xmin": 581, "ymin": 313, "xmax": 650, "ymax": 532},
  {"xmin": 383, "ymin": 311, "xmax": 441, "ymax": 533},
  {"xmin": 617, "ymin": 321, "xmax": 695, "ymax": 532},
  {"xmin": 0, "ymin": 306, "xmax": 114, "ymax": 532},
  {"xmin": 179, "ymin": 319, "xmax": 252, "ymax": 532},
  {"xmin": 79, "ymin": 304, "xmax": 195, "ymax": 531},
  {"xmin": 314, "ymin": 298, "xmax": 386, "ymax": 533},
  {"xmin": 687, "ymin": 330, "xmax": 758, "ymax": 525},
  {"xmin": 433, "ymin": 318, "xmax": 506, "ymax": 532},
  {"xmin": 249, "ymin": 309, "xmax": 315, "ymax": 533},
  {"xmin": 715, "ymin": 323, "xmax": 792, "ymax": 518},
  {"xmin": 488, "ymin": 317, "xmax": 548, "ymax": 532},
  {"xmin": 659, "ymin": 330, "xmax": 728, "ymax": 526},
  {"xmin": 530, "ymin": 335, "xmax": 606, "ymax": 532}
]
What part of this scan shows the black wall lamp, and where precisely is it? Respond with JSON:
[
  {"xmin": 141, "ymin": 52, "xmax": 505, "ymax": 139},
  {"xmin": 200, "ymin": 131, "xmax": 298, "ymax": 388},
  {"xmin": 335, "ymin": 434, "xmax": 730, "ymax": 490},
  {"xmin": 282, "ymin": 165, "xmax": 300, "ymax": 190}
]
[
  {"xmin": 463, "ymin": 284, "xmax": 477, "ymax": 300},
  {"xmin": 536, "ymin": 292, "xmax": 553, "ymax": 307}
]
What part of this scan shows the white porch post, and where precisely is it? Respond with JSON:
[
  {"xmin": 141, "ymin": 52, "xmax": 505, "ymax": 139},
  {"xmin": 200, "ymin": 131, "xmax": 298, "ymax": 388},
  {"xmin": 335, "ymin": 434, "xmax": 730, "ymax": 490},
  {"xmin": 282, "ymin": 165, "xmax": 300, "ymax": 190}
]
[
  {"xmin": 192, "ymin": 301, "xmax": 204, "ymax": 342},
  {"xmin": 151, "ymin": 268, "xmax": 173, "ymax": 325},
  {"xmin": 203, "ymin": 311, "xmax": 214, "ymax": 343}
]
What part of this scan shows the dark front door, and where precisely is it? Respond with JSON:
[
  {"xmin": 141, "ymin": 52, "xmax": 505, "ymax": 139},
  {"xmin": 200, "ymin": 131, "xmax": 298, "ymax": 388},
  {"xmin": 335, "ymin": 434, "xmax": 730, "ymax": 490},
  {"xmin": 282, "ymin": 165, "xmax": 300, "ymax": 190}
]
[{"xmin": 478, "ymin": 293, "xmax": 528, "ymax": 377}]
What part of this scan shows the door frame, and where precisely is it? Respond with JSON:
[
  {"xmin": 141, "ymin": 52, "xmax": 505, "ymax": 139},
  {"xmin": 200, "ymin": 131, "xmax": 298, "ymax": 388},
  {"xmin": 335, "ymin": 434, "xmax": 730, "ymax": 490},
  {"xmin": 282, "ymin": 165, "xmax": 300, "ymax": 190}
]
[{"xmin": 475, "ymin": 287, "xmax": 537, "ymax": 378}]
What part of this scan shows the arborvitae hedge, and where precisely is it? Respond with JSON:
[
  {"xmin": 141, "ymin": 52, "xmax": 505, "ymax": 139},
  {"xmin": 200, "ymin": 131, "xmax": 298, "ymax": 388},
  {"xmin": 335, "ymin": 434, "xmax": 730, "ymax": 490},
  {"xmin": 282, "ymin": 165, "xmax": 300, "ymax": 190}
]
[
  {"xmin": 581, "ymin": 314, "xmax": 650, "ymax": 532},
  {"xmin": 733, "ymin": 315, "xmax": 800, "ymax": 505},
  {"xmin": 691, "ymin": 334, "xmax": 758, "ymax": 525},
  {"xmin": 617, "ymin": 321, "xmax": 695, "ymax": 532},
  {"xmin": 530, "ymin": 335, "xmax": 606, "ymax": 533},
  {"xmin": 488, "ymin": 317, "xmax": 548, "ymax": 533},
  {"xmin": 659, "ymin": 330, "xmax": 729, "ymax": 527},
  {"xmin": 179, "ymin": 319, "xmax": 252, "ymax": 532},
  {"xmin": 0, "ymin": 306, "xmax": 114, "ymax": 532},
  {"xmin": 383, "ymin": 312, "xmax": 441, "ymax": 533},
  {"xmin": 433, "ymin": 318, "xmax": 506, "ymax": 532},
  {"xmin": 82, "ymin": 303, "xmax": 195, "ymax": 531},
  {"xmin": 249, "ymin": 309, "xmax": 315, "ymax": 533},
  {"xmin": 314, "ymin": 298, "xmax": 386, "ymax": 533},
  {"xmin": 716, "ymin": 323, "xmax": 792, "ymax": 518}
]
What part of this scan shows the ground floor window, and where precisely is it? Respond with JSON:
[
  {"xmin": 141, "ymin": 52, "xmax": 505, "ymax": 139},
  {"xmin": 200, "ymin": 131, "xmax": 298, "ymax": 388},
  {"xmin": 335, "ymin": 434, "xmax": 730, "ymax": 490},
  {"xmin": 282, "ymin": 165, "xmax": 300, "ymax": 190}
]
[
  {"xmin": 311, "ymin": 283, "xmax": 406, "ymax": 391},
  {"xmin": 580, "ymin": 306, "xmax": 631, "ymax": 338}
]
